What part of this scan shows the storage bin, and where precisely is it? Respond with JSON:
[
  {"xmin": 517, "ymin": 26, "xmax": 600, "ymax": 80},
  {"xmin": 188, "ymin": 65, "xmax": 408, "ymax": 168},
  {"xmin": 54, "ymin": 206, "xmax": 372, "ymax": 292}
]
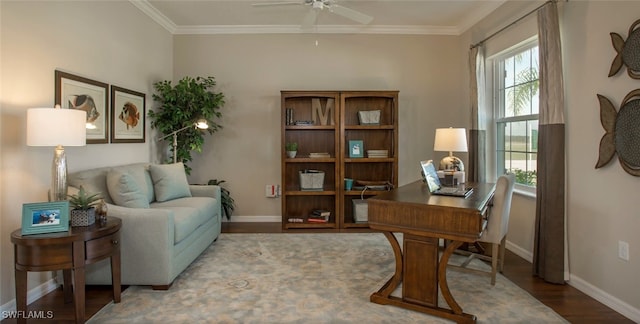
[{"xmin": 299, "ymin": 170, "xmax": 324, "ymax": 191}]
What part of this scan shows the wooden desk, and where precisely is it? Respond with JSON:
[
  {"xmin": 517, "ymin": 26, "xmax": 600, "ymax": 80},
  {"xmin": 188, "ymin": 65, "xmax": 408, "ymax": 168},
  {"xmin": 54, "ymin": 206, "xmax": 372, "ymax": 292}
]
[
  {"xmin": 11, "ymin": 217, "xmax": 122, "ymax": 324},
  {"xmin": 368, "ymin": 181, "xmax": 495, "ymax": 324}
]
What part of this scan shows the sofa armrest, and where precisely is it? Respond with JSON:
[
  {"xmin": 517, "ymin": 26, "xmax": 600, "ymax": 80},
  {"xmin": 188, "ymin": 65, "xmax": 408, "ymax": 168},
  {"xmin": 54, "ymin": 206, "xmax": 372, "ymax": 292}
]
[
  {"xmin": 106, "ymin": 204, "xmax": 175, "ymax": 268},
  {"xmin": 189, "ymin": 185, "xmax": 222, "ymax": 218}
]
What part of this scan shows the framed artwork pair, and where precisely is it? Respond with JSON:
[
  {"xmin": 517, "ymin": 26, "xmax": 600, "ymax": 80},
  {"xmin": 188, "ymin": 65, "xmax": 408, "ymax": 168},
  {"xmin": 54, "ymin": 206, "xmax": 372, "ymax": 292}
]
[{"xmin": 55, "ymin": 70, "xmax": 145, "ymax": 144}]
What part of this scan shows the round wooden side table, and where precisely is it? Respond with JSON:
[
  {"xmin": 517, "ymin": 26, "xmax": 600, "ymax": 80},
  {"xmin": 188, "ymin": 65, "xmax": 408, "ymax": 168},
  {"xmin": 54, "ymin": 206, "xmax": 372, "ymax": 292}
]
[{"xmin": 11, "ymin": 217, "xmax": 122, "ymax": 324}]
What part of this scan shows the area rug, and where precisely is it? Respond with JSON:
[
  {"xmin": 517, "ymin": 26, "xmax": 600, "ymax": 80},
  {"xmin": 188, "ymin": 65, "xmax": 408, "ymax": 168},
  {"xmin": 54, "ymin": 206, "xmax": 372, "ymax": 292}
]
[{"xmin": 88, "ymin": 233, "xmax": 566, "ymax": 323}]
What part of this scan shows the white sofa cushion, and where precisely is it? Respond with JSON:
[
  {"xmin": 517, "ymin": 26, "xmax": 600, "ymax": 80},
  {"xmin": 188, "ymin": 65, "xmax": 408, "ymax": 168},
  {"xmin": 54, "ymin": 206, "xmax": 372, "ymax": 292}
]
[
  {"xmin": 150, "ymin": 163, "xmax": 192, "ymax": 202},
  {"xmin": 107, "ymin": 169, "xmax": 150, "ymax": 208}
]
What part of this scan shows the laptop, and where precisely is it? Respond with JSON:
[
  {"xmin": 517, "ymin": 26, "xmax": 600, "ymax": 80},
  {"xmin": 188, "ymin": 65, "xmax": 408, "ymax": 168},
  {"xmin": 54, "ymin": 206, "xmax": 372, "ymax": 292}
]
[{"xmin": 420, "ymin": 160, "xmax": 473, "ymax": 198}]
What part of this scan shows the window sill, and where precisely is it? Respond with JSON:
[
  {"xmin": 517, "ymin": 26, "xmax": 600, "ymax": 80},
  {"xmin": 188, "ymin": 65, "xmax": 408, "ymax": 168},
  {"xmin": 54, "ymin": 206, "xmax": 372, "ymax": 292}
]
[{"xmin": 514, "ymin": 187, "xmax": 536, "ymax": 199}]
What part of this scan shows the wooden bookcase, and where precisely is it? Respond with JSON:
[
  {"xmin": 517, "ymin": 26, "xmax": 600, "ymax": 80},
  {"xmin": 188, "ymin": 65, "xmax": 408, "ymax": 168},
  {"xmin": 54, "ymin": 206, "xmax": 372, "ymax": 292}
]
[{"xmin": 281, "ymin": 90, "xmax": 398, "ymax": 231}]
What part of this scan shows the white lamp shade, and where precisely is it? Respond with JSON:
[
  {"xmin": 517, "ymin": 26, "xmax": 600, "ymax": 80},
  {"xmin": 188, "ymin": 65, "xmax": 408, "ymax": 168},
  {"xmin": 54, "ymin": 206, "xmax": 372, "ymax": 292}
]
[
  {"xmin": 27, "ymin": 108, "xmax": 86, "ymax": 146},
  {"xmin": 434, "ymin": 127, "xmax": 468, "ymax": 152}
]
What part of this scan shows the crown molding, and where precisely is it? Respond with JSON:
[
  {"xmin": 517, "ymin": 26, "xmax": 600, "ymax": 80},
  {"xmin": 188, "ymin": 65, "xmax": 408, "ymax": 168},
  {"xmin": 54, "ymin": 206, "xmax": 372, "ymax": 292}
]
[
  {"xmin": 173, "ymin": 24, "xmax": 461, "ymax": 35},
  {"xmin": 456, "ymin": 0, "xmax": 506, "ymax": 34},
  {"xmin": 131, "ymin": 0, "xmax": 494, "ymax": 36},
  {"xmin": 130, "ymin": 0, "xmax": 177, "ymax": 34}
]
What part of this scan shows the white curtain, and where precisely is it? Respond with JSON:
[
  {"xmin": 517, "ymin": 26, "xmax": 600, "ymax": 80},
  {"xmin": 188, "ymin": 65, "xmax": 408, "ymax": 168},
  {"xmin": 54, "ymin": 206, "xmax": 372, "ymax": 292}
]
[{"xmin": 533, "ymin": 1, "xmax": 567, "ymax": 284}]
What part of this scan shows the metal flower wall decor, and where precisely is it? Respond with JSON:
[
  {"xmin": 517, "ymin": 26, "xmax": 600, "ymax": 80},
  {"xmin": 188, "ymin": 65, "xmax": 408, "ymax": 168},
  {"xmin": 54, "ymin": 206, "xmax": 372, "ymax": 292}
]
[
  {"xmin": 597, "ymin": 18, "xmax": 640, "ymax": 176},
  {"xmin": 608, "ymin": 19, "xmax": 640, "ymax": 79},
  {"xmin": 596, "ymin": 90, "xmax": 640, "ymax": 176}
]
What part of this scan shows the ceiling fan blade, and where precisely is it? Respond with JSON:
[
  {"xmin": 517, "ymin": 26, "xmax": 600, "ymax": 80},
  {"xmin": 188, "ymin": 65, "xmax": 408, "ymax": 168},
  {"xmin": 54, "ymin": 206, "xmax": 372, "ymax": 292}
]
[
  {"xmin": 252, "ymin": 1, "xmax": 303, "ymax": 7},
  {"xmin": 301, "ymin": 9, "xmax": 318, "ymax": 30},
  {"xmin": 329, "ymin": 4, "xmax": 373, "ymax": 24}
]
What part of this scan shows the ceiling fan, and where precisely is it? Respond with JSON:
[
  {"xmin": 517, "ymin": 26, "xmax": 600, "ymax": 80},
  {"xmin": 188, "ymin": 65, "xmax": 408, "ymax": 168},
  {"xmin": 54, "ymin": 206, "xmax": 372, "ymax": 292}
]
[{"xmin": 253, "ymin": 0, "xmax": 373, "ymax": 29}]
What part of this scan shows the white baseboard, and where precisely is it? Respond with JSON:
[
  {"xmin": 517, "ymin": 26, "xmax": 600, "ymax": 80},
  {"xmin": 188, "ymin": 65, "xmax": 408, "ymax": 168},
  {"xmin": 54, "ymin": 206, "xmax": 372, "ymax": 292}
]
[
  {"xmin": 0, "ymin": 278, "xmax": 59, "ymax": 314},
  {"xmin": 505, "ymin": 240, "xmax": 533, "ymax": 262},
  {"xmin": 505, "ymin": 240, "xmax": 639, "ymax": 322},
  {"xmin": 568, "ymin": 274, "xmax": 640, "ymax": 322}
]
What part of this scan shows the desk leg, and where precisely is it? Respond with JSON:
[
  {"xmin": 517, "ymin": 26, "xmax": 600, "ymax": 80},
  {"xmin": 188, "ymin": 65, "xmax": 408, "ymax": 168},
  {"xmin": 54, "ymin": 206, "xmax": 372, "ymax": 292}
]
[
  {"xmin": 72, "ymin": 241, "xmax": 86, "ymax": 323},
  {"xmin": 110, "ymin": 249, "xmax": 121, "ymax": 303},
  {"xmin": 439, "ymin": 240, "xmax": 464, "ymax": 314},
  {"xmin": 15, "ymin": 269, "xmax": 27, "ymax": 324},
  {"xmin": 370, "ymin": 234, "xmax": 477, "ymax": 324},
  {"xmin": 371, "ymin": 231, "xmax": 403, "ymax": 301}
]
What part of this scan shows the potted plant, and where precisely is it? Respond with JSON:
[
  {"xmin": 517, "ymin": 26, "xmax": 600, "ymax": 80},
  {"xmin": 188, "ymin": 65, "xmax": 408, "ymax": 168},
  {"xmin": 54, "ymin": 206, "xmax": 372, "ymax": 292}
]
[
  {"xmin": 285, "ymin": 142, "xmax": 298, "ymax": 158},
  {"xmin": 208, "ymin": 179, "xmax": 236, "ymax": 220},
  {"xmin": 149, "ymin": 76, "xmax": 225, "ymax": 175},
  {"xmin": 68, "ymin": 186, "xmax": 102, "ymax": 227}
]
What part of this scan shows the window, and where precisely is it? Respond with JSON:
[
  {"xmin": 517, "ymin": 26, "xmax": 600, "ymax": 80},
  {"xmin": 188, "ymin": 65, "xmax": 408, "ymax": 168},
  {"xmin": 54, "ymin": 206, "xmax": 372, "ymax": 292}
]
[{"xmin": 494, "ymin": 41, "xmax": 539, "ymax": 188}]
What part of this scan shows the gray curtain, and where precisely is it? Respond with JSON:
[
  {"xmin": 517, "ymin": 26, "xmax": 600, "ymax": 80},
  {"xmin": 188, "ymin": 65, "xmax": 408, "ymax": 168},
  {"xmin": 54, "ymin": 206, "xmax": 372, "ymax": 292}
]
[
  {"xmin": 533, "ymin": 1, "xmax": 566, "ymax": 284},
  {"xmin": 468, "ymin": 46, "xmax": 486, "ymax": 183}
]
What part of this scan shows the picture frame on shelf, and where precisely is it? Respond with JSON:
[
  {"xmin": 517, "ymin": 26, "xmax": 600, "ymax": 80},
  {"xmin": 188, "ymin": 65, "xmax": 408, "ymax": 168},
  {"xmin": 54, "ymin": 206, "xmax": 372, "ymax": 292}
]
[
  {"xmin": 55, "ymin": 70, "xmax": 109, "ymax": 144},
  {"xmin": 110, "ymin": 85, "xmax": 146, "ymax": 143},
  {"xmin": 349, "ymin": 140, "xmax": 364, "ymax": 158},
  {"xmin": 21, "ymin": 201, "xmax": 70, "ymax": 235}
]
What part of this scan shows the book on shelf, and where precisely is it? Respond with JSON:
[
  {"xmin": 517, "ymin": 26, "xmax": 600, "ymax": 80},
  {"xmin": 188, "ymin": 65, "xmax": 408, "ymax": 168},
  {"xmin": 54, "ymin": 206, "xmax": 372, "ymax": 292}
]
[
  {"xmin": 307, "ymin": 217, "xmax": 329, "ymax": 223},
  {"xmin": 308, "ymin": 211, "xmax": 330, "ymax": 223},
  {"xmin": 309, "ymin": 152, "xmax": 330, "ymax": 158},
  {"xmin": 311, "ymin": 209, "xmax": 331, "ymax": 217}
]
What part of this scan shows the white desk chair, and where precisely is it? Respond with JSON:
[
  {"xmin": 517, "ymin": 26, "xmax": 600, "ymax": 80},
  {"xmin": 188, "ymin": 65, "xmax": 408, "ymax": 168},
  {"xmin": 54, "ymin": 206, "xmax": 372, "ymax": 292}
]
[{"xmin": 450, "ymin": 173, "xmax": 516, "ymax": 285}]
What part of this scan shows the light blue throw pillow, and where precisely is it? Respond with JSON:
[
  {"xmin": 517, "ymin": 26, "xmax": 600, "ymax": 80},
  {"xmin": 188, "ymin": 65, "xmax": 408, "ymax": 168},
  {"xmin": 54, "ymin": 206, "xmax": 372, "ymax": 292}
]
[
  {"xmin": 106, "ymin": 169, "xmax": 150, "ymax": 208},
  {"xmin": 149, "ymin": 163, "xmax": 192, "ymax": 202}
]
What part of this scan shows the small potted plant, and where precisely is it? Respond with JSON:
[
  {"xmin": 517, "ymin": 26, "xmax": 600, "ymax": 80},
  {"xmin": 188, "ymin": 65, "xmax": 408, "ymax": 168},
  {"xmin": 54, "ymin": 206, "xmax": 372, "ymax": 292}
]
[
  {"xmin": 285, "ymin": 142, "xmax": 298, "ymax": 158},
  {"xmin": 208, "ymin": 179, "xmax": 236, "ymax": 220},
  {"xmin": 68, "ymin": 186, "xmax": 102, "ymax": 227}
]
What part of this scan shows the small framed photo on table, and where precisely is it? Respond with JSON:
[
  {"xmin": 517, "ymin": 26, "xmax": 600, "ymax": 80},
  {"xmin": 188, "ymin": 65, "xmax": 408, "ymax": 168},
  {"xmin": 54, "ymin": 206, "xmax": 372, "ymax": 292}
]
[
  {"xmin": 21, "ymin": 201, "xmax": 70, "ymax": 235},
  {"xmin": 349, "ymin": 140, "xmax": 364, "ymax": 158}
]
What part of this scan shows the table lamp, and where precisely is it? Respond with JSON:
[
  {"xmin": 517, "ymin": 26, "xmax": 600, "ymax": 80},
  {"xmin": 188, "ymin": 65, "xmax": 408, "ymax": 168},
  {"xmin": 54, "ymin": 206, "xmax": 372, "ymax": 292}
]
[
  {"xmin": 160, "ymin": 119, "xmax": 209, "ymax": 164},
  {"xmin": 27, "ymin": 106, "xmax": 87, "ymax": 201},
  {"xmin": 433, "ymin": 127, "xmax": 468, "ymax": 171}
]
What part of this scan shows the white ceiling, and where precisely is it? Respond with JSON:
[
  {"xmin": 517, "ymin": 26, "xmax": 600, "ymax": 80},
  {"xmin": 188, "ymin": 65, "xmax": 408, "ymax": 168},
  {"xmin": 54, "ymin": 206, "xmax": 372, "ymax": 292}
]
[{"xmin": 131, "ymin": 0, "xmax": 507, "ymax": 35}]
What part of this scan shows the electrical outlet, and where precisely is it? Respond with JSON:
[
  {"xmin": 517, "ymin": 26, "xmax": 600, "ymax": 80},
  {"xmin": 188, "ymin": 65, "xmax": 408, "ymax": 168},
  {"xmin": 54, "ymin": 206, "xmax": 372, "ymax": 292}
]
[
  {"xmin": 618, "ymin": 241, "xmax": 629, "ymax": 261},
  {"xmin": 265, "ymin": 185, "xmax": 280, "ymax": 198},
  {"xmin": 265, "ymin": 185, "xmax": 275, "ymax": 198}
]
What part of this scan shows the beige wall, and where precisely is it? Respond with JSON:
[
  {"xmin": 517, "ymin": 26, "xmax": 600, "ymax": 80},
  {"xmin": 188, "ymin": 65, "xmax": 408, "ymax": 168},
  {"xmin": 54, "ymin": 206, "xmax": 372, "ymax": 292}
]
[
  {"xmin": 0, "ymin": 1, "xmax": 172, "ymax": 305},
  {"xmin": 562, "ymin": 1, "xmax": 639, "ymax": 314},
  {"xmin": 460, "ymin": 0, "xmax": 640, "ymax": 318},
  {"xmin": 175, "ymin": 34, "xmax": 467, "ymax": 218}
]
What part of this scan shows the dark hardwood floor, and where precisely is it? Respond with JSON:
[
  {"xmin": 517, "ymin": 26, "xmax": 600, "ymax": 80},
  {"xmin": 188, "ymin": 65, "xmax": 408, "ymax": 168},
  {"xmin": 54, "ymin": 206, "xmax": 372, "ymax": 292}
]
[{"xmin": 2, "ymin": 222, "xmax": 632, "ymax": 323}]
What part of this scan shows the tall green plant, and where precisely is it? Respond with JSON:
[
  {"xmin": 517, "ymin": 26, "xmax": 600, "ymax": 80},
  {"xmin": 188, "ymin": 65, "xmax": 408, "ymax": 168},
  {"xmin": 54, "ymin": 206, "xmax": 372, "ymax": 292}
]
[{"xmin": 149, "ymin": 76, "xmax": 225, "ymax": 174}]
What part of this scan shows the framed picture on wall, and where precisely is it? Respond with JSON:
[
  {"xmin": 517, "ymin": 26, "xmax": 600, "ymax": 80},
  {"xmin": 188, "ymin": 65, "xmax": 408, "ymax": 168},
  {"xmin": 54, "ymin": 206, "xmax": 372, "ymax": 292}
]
[
  {"xmin": 21, "ymin": 201, "xmax": 70, "ymax": 235},
  {"xmin": 55, "ymin": 70, "xmax": 109, "ymax": 144},
  {"xmin": 110, "ymin": 85, "xmax": 145, "ymax": 143}
]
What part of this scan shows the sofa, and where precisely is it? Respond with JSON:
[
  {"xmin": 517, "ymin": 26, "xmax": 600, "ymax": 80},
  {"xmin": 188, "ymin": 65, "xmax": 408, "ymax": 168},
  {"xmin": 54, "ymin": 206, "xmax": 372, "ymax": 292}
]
[{"xmin": 66, "ymin": 162, "xmax": 221, "ymax": 289}]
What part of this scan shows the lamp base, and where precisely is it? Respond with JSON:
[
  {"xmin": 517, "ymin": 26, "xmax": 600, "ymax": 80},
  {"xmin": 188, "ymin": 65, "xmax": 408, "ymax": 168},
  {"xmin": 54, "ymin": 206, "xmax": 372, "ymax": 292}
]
[
  {"xmin": 439, "ymin": 155, "xmax": 465, "ymax": 172},
  {"xmin": 49, "ymin": 145, "xmax": 68, "ymax": 202}
]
